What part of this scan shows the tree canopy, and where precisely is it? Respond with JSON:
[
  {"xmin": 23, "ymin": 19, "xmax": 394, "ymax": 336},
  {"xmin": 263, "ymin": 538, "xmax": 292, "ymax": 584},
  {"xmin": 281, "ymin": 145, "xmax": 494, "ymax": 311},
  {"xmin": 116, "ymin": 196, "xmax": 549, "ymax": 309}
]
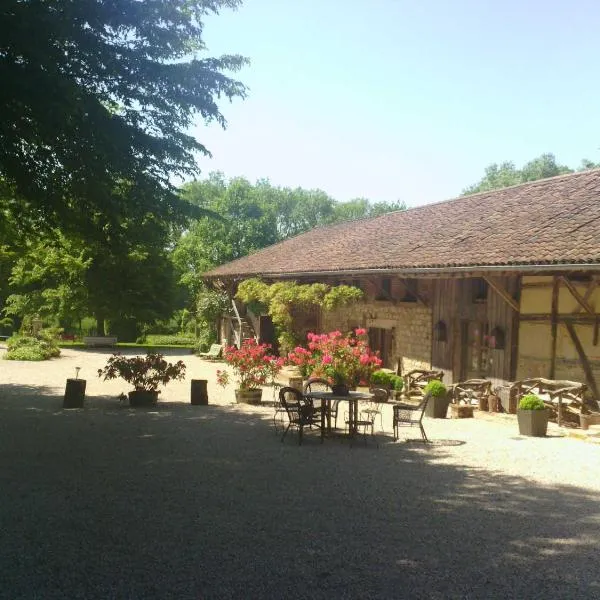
[
  {"xmin": 172, "ymin": 173, "xmax": 406, "ymax": 295},
  {"xmin": 0, "ymin": 0, "xmax": 247, "ymax": 229},
  {"xmin": 462, "ymin": 153, "xmax": 600, "ymax": 195}
]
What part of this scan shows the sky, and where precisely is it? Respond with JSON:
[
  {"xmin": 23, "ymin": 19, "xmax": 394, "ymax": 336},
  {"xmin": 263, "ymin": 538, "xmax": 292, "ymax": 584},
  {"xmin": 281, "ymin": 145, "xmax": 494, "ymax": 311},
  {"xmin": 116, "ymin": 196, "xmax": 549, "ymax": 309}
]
[{"xmin": 191, "ymin": 0, "xmax": 600, "ymax": 207}]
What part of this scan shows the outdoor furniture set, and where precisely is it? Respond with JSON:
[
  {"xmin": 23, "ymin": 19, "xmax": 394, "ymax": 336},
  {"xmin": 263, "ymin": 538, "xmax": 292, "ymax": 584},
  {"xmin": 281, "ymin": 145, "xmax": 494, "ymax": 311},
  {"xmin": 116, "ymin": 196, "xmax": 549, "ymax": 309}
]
[{"xmin": 277, "ymin": 377, "xmax": 431, "ymax": 445}]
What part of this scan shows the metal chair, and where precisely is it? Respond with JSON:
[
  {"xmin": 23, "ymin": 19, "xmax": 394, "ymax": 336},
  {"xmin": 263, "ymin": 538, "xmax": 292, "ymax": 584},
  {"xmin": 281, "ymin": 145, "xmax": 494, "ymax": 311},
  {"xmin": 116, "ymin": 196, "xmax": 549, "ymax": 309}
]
[
  {"xmin": 271, "ymin": 382, "xmax": 286, "ymax": 434},
  {"xmin": 303, "ymin": 377, "xmax": 336, "ymax": 427},
  {"xmin": 279, "ymin": 387, "xmax": 321, "ymax": 445},
  {"xmin": 360, "ymin": 387, "xmax": 390, "ymax": 433},
  {"xmin": 392, "ymin": 394, "xmax": 430, "ymax": 442}
]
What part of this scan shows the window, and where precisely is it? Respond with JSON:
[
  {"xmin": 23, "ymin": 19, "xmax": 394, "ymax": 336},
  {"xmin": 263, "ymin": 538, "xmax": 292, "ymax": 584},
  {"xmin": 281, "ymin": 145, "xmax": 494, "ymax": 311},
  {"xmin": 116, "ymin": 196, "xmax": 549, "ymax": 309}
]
[
  {"xmin": 488, "ymin": 326, "xmax": 505, "ymax": 350},
  {"xmin": 401, "ymin": 280, "xmax": 418, "ymax": 302},
  {"xmin": 434, "ymin": 320, "xmax": 448, "ymax": 342},
  {"xmin": 376, "ymin": 278, "xmax": 393, "ymax": 300},
  {"xmin": 472, "ymin": 278, "xmax": 488, "ymax": 303}
]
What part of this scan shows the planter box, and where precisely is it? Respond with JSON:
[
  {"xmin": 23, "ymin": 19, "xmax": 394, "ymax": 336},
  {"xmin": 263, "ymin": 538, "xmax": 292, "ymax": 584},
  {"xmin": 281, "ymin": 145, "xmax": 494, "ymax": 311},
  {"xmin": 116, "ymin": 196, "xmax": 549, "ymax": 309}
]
[
  {"xmin": 517, "ymin": 409, "xmax": 549, "ymax": 437},
  {"xmin": 63, "ymin": 378, "xmax": 86, "ymax": 408},
  {"xmin": 425, "ymin": 394, "xmax": 450, "ymax": 418},
  {"xmin": 235, "ymin": 389, "xmax": 263, "ymax": 405},
  {"xmin": 129, "ymin": 390, "xmax": 159, "ymax": 407}
]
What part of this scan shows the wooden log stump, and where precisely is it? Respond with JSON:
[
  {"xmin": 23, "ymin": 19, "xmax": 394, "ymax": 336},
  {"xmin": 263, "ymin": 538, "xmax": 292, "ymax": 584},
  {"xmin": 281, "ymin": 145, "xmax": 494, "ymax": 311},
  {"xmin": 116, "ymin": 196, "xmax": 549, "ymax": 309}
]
[
  {"xmin": 450, "ymin": 404, "xmax": 474, "ymax": 419},
  {"xmin": 63, "ymin": 378, "xmax": 86, "ymax": 408},
  {"xmin": 191, "ymin": 379, "xmax": 209, "ymax": 405}
]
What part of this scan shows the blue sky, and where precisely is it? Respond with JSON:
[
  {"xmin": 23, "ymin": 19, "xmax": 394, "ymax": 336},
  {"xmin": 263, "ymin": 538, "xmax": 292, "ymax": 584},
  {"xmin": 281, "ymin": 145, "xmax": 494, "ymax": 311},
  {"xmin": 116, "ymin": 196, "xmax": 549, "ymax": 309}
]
[{"xmin": 192, "ymin": 0, "xmax": 600, "ymax": 207}]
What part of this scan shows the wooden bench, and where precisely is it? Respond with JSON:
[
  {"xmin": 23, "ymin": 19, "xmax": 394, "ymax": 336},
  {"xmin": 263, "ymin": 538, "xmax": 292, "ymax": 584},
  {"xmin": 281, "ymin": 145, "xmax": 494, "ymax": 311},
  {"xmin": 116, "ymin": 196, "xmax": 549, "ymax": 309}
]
[
  {"xmin": 405, "ymin": 369, "xmax": 444, "ymax": 398},
  {"xmin": 510, "ymin": 378, "xmax": 588, "ymax": 427},
  {"xmin": 83, "ymin": 336, "xmax": 118, "ymax": 348}
]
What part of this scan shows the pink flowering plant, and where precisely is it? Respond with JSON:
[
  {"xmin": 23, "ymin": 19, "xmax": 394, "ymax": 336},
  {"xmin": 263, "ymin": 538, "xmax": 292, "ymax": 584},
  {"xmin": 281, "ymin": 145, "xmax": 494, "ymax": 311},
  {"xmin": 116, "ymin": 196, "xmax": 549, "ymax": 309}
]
[
  {"xmin": 98, "ymin": 352, "xmax": 186, "ymax": 392},
  {"xmin": 287, "ymin": 328, "xmax": 382, "ymax": 386},
  {"xmin": 217, "ymin": 338, "xmax": 283, "ymax": 390}
]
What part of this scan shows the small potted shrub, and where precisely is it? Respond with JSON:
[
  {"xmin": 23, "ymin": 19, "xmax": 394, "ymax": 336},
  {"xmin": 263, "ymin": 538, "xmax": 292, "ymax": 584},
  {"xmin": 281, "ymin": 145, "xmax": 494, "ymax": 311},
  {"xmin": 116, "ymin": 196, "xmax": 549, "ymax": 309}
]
[
  {"xmin": 423, "ymin": 379, "xmax": 450, "ymax": 418},
  {"xmin": 517, "ymin": 394, "xmax": 548, "ymax": 436},
  {"xmin": 98, "ymin": 352, "xmax": 186, "ymax": 407},
  {"xmin": 391, "ymin": 374, "xmax": 404, "ymax": 400},
  {"xmin": 370, "ymin": 370, "xmax": 394, "ymax": 390}
]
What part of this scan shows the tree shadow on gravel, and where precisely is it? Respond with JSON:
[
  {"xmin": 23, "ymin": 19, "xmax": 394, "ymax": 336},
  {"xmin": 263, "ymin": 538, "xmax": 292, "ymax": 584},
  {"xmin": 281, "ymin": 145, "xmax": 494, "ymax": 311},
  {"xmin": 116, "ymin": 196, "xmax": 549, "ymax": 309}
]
[{"xmin": 1, "ymin": 384, "xmax": 600, "ymax": 599}]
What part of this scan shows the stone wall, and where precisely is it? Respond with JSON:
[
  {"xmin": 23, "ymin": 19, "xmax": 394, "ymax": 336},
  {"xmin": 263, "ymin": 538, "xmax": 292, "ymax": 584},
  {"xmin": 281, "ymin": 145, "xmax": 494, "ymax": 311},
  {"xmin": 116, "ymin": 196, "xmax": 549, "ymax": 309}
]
[{"xmin": 321, "ymin": 300, "xmax": 432, "ymax": 375}]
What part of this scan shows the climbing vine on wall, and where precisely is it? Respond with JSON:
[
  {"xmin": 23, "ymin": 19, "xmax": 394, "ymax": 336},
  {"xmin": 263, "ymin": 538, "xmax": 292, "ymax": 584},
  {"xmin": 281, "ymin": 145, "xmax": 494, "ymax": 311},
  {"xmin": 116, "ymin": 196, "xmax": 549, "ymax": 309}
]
[{"xmin": 236, "ymin": 278, "xmax": 364, "ymax": 353}]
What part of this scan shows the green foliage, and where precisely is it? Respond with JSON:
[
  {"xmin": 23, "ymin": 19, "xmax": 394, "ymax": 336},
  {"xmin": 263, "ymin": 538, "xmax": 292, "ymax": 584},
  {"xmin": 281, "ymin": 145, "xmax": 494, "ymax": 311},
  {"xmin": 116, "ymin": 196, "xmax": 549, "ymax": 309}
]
[
  {"xmin": 423, "ymin": 379, "xmax": 447, "ymax": 398},
  {"xmin": 196, "ymin": 288, "xmax": 230, "ymax": 324},
  {"xmin": 4, "ymin": 334, "xmax": 60, "ymax": 361},
  {"xmin": 144, "ymin": 334, "xmax": 195, "ymax": 347},
  {"xmin": 391, "ymin": 375, "xmax": 404, "ymax": 392},
  {"xmin": 236, "ymin": 278, "xmax": 364, "ymax": 352},
  {"xmin": 370, "ymin": 370, "xmax": 394, "ymax": 387},
  {"xmin": 194, "ymin": 329, "xmax": 218, "ymax": 354},
  {"xmin": 518, "ymin": 394, "xmax": 546, "ymax": 410},
  {"xmin": 172, "ymin": 174, "xmax": 406, "ymax": 295},
  {"xmin": 98, "ymin": 353, "xmax": 186, "ymax": 392},
  {"xmin": 370, "ymin": 370, "xmax": 404, "ymax": 392},
  {"xmin": 0, "ymin": 1, "xmax": 247, "ymax": 230},
  {"xmin": 463, "ymin": 153, "xmax": 600, "ymax": 195}
]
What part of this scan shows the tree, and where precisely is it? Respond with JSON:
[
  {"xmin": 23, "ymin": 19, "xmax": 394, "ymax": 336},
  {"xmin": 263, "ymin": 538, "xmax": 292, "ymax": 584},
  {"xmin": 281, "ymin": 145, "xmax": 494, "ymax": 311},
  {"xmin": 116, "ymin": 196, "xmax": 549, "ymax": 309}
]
[
  {"xmin": 0, "ymin": 1, "xmax": 247, "ymax": 229},
  {"xmin": 172, "ymin": 175, "xmax": 406, "ymax": 297},
  {"xmin": 463, "ymin": 153, "xmax": 600, "ymax": 195}
]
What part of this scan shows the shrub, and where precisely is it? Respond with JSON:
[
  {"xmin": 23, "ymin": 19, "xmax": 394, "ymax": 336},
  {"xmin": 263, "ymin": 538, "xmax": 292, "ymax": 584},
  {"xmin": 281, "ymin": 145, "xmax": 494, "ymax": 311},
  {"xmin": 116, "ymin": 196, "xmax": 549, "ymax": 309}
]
[
  {"xmin": 98, "ymin": 353, "xmax": 186, "ymax": 392},
  {"xmin": 518, "ymin": 394, "xmax": 546, "ymax": 410},
  {"xmin": 370, "ymin": 370, "xmax": 394, "ymax": 387},
  {"xmin": 423, "ymin": 379, "xmax": 447, "ymax": 398},
  {"xmin": 391, "ymin": 374, "xmax": 404, "ymax": 392},
  {"xmin": 4, "ymin": 334, "xmax": 61, "ymax": 361},
  {"xmin": 145, "ymin": 334, "xmax": 195, "ymax": 346},
  {"xmin": 218, "ymin": 339, "xmax": 283, "ymax": 390}
]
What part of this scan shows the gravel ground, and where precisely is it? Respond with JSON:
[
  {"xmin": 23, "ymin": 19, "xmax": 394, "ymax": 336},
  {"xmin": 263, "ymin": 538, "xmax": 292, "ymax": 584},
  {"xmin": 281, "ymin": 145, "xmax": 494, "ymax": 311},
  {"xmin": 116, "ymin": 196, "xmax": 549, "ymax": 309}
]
[{"xmin": 1, "ymin": 347, "xmax": 600, "ymax": 599}]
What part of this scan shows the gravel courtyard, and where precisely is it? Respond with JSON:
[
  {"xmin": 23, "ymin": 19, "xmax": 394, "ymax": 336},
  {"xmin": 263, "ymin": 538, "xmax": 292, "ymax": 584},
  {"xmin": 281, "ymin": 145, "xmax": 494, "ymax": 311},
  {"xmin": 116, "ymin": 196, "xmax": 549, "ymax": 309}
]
[{"xmin": 1, "ymin": 347, "xmax": 600, "ymax": 599}]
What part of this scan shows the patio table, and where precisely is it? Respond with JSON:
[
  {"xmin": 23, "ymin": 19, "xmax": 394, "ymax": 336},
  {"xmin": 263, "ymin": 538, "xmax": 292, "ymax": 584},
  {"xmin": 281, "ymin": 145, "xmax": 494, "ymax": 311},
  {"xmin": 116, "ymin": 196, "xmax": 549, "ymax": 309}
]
[{"xmin": 305, "ymin": 390, "xmax": 374, "ymax": 443}]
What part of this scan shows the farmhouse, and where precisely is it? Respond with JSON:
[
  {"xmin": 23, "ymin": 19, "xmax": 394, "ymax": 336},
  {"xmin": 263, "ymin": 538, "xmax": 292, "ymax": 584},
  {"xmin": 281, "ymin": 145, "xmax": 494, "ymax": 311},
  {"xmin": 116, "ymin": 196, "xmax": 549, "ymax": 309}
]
[{"xmin": 204, "ymin": 169, "xmax": 600, "ymax": 402}]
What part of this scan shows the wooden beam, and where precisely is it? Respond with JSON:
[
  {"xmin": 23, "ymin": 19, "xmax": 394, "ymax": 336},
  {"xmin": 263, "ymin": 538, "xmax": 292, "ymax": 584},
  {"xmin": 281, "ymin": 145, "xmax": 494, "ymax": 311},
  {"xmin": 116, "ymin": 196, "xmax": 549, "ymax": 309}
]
[
  {"xmin": 483, "ymin": 276, "xmax": 520, "ymax": 312},
  {"xmin": 565, "ymin": 321, "xmax": 600, "ymax": 403},
  {"xmin": 550, "ymin": 276, "xmax": 559, "ymax": 379},
  {"xmin": 520, "ymin": 314, "xmax": 600, "ymax": 323},
  {"xmin": 399, "ymin": 278, "xmax": 429, "ymax": 308},
  {"xmin": 561, "ymin": 276, "xmax": 595, "ymax": 315},
  {"xmin": 571, "ymin": 278, "xmax": 598, "ymax": 314}
]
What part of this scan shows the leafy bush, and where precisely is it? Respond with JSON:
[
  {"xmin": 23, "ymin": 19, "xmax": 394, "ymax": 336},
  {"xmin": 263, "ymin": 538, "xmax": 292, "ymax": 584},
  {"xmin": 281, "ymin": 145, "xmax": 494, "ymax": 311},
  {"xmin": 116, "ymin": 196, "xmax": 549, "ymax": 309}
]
[
  {"xmin": 518, "ymin": 394, "xmax": 546, "ymax": 410},
  {"xmin": 391, "ymin": 374, "xmax": 404, "ymax": 392},
  {"xmin": 145, "ymin": 334, "xmax": 195, "ymax": 346},
  {"xmin": 371, "ymin": 370, "xmax": 394, "ymax": 387},
  {"xmin": 98, "ymin": 353, "xmax": 186, "ymax": 392},
  {"xmin": 194, "ymin": 329, "xmax": 217, "ymax": 354},
  {"xmin": 4, "ymin": 334, "xmax": 61, "ymax": 361},
  {"xmin": 423, "ymin": 379, "xmax": 447, "ymax": 398}
]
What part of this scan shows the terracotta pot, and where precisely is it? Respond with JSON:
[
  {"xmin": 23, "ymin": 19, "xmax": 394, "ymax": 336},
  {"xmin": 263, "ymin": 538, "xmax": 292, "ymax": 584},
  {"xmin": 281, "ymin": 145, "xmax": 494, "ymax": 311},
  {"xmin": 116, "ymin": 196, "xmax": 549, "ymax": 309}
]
[
  {"xmin": 235, "ymin": 388, "xmax": 263, "ymax": 404},
  {"xmin": 128, "ymin": 390, "xmax": 159, "ymax": 407}
]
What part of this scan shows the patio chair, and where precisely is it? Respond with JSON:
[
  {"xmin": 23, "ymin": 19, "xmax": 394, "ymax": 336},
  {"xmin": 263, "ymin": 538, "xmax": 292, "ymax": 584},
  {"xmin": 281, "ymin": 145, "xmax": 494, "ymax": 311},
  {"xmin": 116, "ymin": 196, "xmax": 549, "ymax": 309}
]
[
  {"xmin": 360, "ymin": 387, "xmax": 390, "ymax": 433},
  {"xmin": 392, "ymin": 394, "xmax": 430, "ymax": 442},
  {"xmin": 271, "ymin": 382, "xmax": 286, "ymax": 434},
  {"xmin": 303, "ymin": 377, "xmax": 333, "ymax": 426},
  {"xmin": 197, "ymin": 343, "xmax": 223, "ymax": 361},
  {"xmin": 279, "ymin": 387, "xmax": 321, "ymax": 445},
  {"xmin": 405, "ymin": 369, "xmax": 444, "ymax": 398}
]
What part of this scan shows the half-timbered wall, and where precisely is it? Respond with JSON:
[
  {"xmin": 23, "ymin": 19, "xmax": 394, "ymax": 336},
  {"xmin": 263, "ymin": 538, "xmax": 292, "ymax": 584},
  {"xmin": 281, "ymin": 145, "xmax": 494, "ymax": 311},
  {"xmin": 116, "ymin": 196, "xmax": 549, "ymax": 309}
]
[{"xmin": 518, "ymin": 275, "xmax": 600, "ymax": 400}]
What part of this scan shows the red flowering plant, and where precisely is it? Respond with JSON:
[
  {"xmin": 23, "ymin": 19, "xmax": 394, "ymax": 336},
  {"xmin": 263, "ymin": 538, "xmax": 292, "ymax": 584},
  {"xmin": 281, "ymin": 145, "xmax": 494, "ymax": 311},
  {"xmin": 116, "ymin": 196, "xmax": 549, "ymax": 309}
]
[
  {"xmin": 287, "ymin": 328, "xmax": 382, "ymax": 386},
  {"xmin": 98, "ymin": 353, "xmax": 186, "ymax": 392},
  {"xmin": 217, "ymin": 338, "xmax": 284, "ymax": 390}
]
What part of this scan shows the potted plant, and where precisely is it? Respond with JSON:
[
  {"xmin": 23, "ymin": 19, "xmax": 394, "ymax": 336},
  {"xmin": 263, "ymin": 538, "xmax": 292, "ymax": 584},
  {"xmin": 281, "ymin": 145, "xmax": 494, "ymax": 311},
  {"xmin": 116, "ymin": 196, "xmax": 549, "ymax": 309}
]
[
  {"xmin": 517, "ymin": 394, "xmax": 549, "ymax": 436},
  {"xmin": 98, "ymin": 352, "xmax": 186, "ymax": 407},
  {"xmin": 423, "ymin": 379, "xmax": 450, "ymax": 418},
  {"xmin": 391, "ymin": 374, "xmax": 404, "ymax": 400},
  {"xmin": 217, "ymin": 338, "xmax": 283, "ymax": 404},
  {"xmin": 370, "ymin": 369, "xmax": 394, "ymax": 390},
  {"xmin": 308, "ymin": 329, "xmax": 382, "ymax": 395}
]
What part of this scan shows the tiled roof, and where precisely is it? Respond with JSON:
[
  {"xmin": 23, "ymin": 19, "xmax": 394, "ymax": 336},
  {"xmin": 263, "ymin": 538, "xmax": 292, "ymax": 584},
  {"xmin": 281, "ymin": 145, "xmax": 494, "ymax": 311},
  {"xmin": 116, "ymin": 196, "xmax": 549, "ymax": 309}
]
[{"xmin": 204, "ymin": 169, "xmax": 600, "ymax": 279}]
